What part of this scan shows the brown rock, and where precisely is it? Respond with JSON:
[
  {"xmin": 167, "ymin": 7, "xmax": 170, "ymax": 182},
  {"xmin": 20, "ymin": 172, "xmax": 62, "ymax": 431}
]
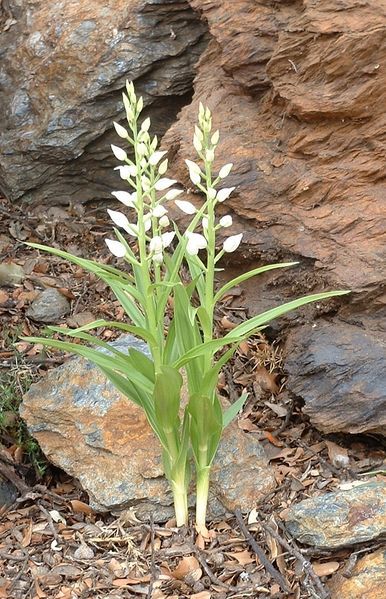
[
  {"xmin": 329, "ymin": 549, "xmax": 386, "ymax": 599},
  {"xmin": 284, "ymin": 481, "xmax": 386, "ymax": 549},
  {"xmin": 20, "ymin": 335, "xmax": 276, "ymax": 521},
  {"xmin": 0, "ymin": 0, "xmax": 208, "ymax": 204}
]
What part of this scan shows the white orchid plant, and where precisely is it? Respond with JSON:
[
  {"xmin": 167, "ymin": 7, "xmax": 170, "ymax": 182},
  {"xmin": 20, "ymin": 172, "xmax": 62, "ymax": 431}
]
[{"xmin": 24, "ymin": 82, "xmax": 348, "ymax": 529}]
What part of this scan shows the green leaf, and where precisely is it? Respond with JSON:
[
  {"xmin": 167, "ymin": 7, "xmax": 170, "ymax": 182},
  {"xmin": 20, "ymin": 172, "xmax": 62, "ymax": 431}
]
[
  {"xmin": 214, "ymin": 262, "xmax": 298, "ymax": 303},
  {"xmin": 173, "ymin": 336, "xmax": 243, "ymax": 369},
  {"xmin": 188, "ymin": 393, "xmax": 222, "ymax": 467},
  {"xmin": 127, "ymin": 348, "xmax": 155, "ymax": 384},
  {"xmin": 223, "ymin": 290, "xmax": 350, "ymax": 340},
  {"xmin": 20, "ymin": 336, "xmax": 154, "ymax": 394},
  {"xmin": 201, "ymin": 347, "xmax": 236, "ymax": 397},
  {"xmin": 108, "ymin": 281, "xmax": 145, "ymax": 327},
  {"xmin": 223, "ymin": 392, "xmax": 249, "ymax": 428},
  {"xmin": 48, "ymin": 320, "xmax": 157, "ymax": 346},
  {"xmin": 153, "ymin": 366, "xmax": 183, "ymax": 432}
]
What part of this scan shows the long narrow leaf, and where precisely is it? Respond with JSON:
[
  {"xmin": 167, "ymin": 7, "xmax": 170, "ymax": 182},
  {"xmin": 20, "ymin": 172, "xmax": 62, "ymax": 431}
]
[
  {"xmin": 214, "ymin": 262, "xmax": 298, "ymax": 303},
  {"xmin": 48, "ymin": 320, "xmax": 156, "ymax": 346},
  {"xmin": 223, "ymin": 392, "xmax": 249, "ymax": 428}
]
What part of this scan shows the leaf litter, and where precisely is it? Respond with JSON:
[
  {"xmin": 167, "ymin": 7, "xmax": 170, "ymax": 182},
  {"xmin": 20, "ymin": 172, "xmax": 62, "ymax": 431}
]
[{"xmin": 1, "ymin": 194, "xmax": 385, "ymax": 598}]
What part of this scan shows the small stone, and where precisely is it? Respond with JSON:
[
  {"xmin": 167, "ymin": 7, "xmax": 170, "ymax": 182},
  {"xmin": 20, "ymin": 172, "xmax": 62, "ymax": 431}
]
[
  {"xmin": 284, "ymin": 481, "xmax": 386, "ymax": 549},
  {"xmin": 0, "ymin": 262, "xmax": 25, "ymax": 287},
  {"xmin": 0, "ymin": 476, "xmax": 18, "ymax": 507},
  {"xmin": 329, "ymin": 549, "xmax": 386, "ymax": 599},
  {"xmin": 26, "ymin": 288, "xmax": 71, "ymax": 323},
  {"xmin": 21, "ymin": 335, "xmax": 276, "ymax": 521},
  {"xmin": 73, "ymin": 543, "xmax": 95, "ymax": 560}
]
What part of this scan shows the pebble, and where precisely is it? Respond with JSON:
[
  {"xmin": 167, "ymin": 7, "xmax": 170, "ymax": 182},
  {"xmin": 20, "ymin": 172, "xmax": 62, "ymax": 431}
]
[
  {"xmin": 0, "ymin": 262, "xmax": 25, "ymax": 287},
  {"xmin": 26, "ymin": 287, "xmax": 71, "ymax": 323}
]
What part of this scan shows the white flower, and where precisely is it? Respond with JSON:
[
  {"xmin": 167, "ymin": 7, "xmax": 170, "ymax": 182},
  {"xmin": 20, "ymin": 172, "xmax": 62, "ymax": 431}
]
[
  {"xmin": 161, "ymin": 231, "xmax": 175, "ymax": 248},
  {"xmin": 193, "ymin": 134, "xmax": 202, "ymax": 153},
  {"xmin": 185, "ymin": 232, "xmax": 207, "ymax": 255},
  {"xmin": 194, "ymin": 125, "xmax": 203, "ymax": 141},
  {"xmin": 158, "ymin": 159, "xmax": 168, "ymax": 175},
  {"xmin": 175, "ymin": 200, "xmax": 196, "ymax": 215},
  {"xmin": 107, "ymin": 209, "xmax": 138, "ymax": 236},
  {"xmin": 113, "ymin": 122, "xmax": 128, "ymax": 138},
  {"xmin": 159, "ymin": 215, "xmax": 170, "ymax": 228},
  {"xmin": 153, "ymin": 204, "xmax": 168, "ymax": 218},
  {"xmin": 165, "ymin": 188, "xmax": 183, "ymax": 200},
  {"xmin": 105, "ymin": 239, "xmax": 126, "ymax": 257},
  {"xmin": 155, "ymin": 178, "xmax": 177, "ymax": 191},
  {"xmin": 149, "ymin": 150, "xmax": 167, "ymax": 166},
  {"xmin": 206, "ymin": 148, "xmax": 215, "ymax": 162},
  {"xmin": 141, "ymin": 175, "xmax": 151, "ymax": 192},
  {"xmin": 207, "ymin": 187, "xmax": 216, "ymax": 201},
  {"xmin": 149, "ymin": 236, "xmax": 163, "ymax": 254},
  {"xmin": 111, "ymin": 144, "xmax": 128, "ymax": 161},
  {"xmin": 211, "ymin": 130, "xmax": 220, "ymax": 145},
  {"xmin": 219, "ymin": 215, "xmax": 233, "ymax": 228},
  {"xmin": 111, "ymin": 191, "xmax": 136, "ymax": 207},
  {"xmin": 114, "ymin": 164, "xmax": 136, "ymax": 179},
  {"xmin": 202, "ymin": 216, "xmax": 208, "ymax": 230},
  {"xmin": 185, "ymin": 159, "xmax": 201, "ymax": 185},
  {"xmin": 218, "ymin": 163, "xmax": 233, "ymax": 178},
  {"xmin": 141, "ymin": 117, "xmax": 151, "ymax": 132},
  {"xmin": 223, "ymin": 233, "xmax": 243, "ymax": 253},
  {"xmin": 217, "ymin": 187, "xmax": 235, "ymax": 202},
  {"xmin": 143, "ymin": 213, "xmax": 152, "ymax": 232},
  {"xmin": 137, "ymin": 142, "xmax": 147, "ymax": 157}
]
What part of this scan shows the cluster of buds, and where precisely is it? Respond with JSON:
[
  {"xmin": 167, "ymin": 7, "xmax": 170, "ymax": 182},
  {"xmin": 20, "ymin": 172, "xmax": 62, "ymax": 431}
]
[{"xmin": 105, "ymin": 82, "xmax": 243, "ymax": 265}]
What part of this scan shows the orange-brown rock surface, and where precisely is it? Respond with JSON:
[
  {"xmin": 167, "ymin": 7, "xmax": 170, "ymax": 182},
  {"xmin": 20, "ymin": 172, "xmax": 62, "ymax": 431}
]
[
  {"xmin": 329, "ymin": 548, "xmax": 386, "ymax": 599},
  {"xmin": 163, "ymin": 0, "xmax": 386, "ymax": 434}
]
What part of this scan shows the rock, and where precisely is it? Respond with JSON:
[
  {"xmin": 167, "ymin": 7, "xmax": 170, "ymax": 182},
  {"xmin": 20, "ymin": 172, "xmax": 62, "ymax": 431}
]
[
  {"xmin": 26, "ymin": 288, "xmax": 71, "ymax": 323},
  {"xmin": 329, "ymin": 549, "xmax": 386, "ymax": 599},
  {"xmin": 283, "ymin": 481, "xmax": 386, "ymax": 549},
  {"xmin": 0, "ymin": 0, "xmax": 208, "ymax": 204},
  {"xmin": 162, "ymin": 0, "xmax": 386, "ymax": 428},
  {"xmin": 20, "ymin": 335, "xmax": 276, "ymax": 520},
  {"xmin": 0, "ymin": 263, "xmax": 25, "ymax": 287},
  {"xmin": 0, "ymin": 476, "xmax": 18, "ymax": 507},
  {"xmin": 284, "ymin": 320, "xmax": 386, "ymax": 436}
]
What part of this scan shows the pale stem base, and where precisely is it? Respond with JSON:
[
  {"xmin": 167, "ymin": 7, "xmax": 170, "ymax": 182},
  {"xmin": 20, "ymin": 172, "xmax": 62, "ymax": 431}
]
[
  {"xmin": 196, "ymin": 469, "xmax": 210, "ymax": 529},
  {"xmin": 172, "ymin": 486, "xmax": 188, "ymax": 527}
]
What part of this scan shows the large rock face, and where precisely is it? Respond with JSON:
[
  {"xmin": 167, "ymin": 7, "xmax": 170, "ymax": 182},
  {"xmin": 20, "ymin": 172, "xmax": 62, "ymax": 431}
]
[
  {"xmin": 162, "ymin": 0, "xmax": 386, "ymax": 434},
  {"xmin": 0, "ymin": 0, "xmax": 208, "ymax": 204},
  {"xmin": 20, "ymin": 336, "xmax": 276, "ymax": 521}
]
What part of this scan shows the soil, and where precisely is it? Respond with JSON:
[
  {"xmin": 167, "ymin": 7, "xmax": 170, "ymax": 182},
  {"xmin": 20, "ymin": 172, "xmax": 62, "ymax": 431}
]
[{"xmin": 0, "ymin": 195, "xmax": 385, "ymax": 599}]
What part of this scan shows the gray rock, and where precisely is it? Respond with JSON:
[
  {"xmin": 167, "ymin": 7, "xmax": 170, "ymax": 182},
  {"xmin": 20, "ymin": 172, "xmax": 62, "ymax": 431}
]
[
  {"xmin": 285, "ymin": 320, "xmax": 386, "ymax": 435},
  {"xmin": 0, "ymin": 0, "xmax": 208, "ymax": 205},
  {"xmin": 26, "ymin": 288, "xmax": 71, "ymax": 323},
  {"xmin": 284, "ymin": 481, "xmax": 386, "ymax": 549},
  {"xmin": 20, "ymin": 335, "xmax": 276, "ymax": 520},
  {"xmin": 0, "ymin": 263, "xmax": 25, "ymax": 287},
  {"xmin": 0, "ymin": 476, "xmax": 18, "ymax": 507}
]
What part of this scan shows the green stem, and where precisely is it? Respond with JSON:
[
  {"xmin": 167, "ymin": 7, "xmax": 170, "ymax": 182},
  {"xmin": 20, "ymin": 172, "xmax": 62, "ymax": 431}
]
[{"xmin": 196, "ymin": 467, "xmax": 210, "ymax": 529}]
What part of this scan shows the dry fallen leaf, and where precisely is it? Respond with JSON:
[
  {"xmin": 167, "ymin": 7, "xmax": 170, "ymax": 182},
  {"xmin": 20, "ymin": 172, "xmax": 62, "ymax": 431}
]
[
  {"xmin": 325, "ymin": 440, "xmax": 350, "ymax": 468},
  {"xmin": 312, "ymin": 561, "xmax": 340, "ymax": 577},
  {"xmin": 255, "ymin": 366, "xmax": 279, "ymax": 394},
  {"xmin": 172, "ymin": 556, "xmax": 202, "ymax": 582},
  {"xmin": 70, "ymin": 499, "xmax": 94, "ymax": 515},
  {"xmin": 225, "ymin": 549, "xmax": 255, "ymax": 565},
  {"xmin": 191, "ymin": 592, "xmax": 211, "ymax": 599}
]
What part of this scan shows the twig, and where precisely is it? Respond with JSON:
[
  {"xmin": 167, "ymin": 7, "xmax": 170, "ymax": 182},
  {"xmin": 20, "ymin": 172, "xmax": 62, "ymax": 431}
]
[
  {"xmin": 147, "ymin": 514, "xmax": 157, "ymax": 599},
  {"xmin": 193, "ymin": 547, "xmax": 231, "ymax": 591},
  {"xmin": 0, "ymin": 459, "xmax": 29, "ymax": 495},
  {"xmin": 234, "ymin": 509, "xmax": 291, "ymax": 594},
  {"xmin": 38, "ymin": 504, "xmax": 60, "ymax": 544},
  {"xmin": 260, "ymin": 520, "xmax": 330, "ymax": 599}
]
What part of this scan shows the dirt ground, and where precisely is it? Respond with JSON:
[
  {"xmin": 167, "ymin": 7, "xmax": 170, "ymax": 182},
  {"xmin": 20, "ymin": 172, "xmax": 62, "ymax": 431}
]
[{"xmin": 0, "ymin": 195, "xmax": 385, "ymax": 599}]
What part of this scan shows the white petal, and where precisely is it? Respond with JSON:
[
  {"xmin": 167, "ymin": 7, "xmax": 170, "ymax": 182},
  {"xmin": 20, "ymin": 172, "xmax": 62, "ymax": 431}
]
[
  {"xmin": 149, "ymin": 236, "xmax": 163, "ymax": 254},
  {"xmin": 175, "ymin": 200, "xmax": 196, "ymax": 215},
  {"xmin": 113, "ymin": 122, "xmax": 128, "ymax": 138},
  {"xmin": 111, "ymin": 191, "xmax": 136, "ymax": 207},
  {"xmin": 211, "ymin": 130, "xmax": 220, "ymax": 145},
  {"xmin": 105, "ymin": 239, "xmax": 126, "ymax": 257},
  {"xmin": 218, "ymin": 163, "xmax": 233, "ymax": 178},
  {"xmin": 161, "ymin": 231, "xmax": 175, "ymax": 248},
  {"xmin": 158, "ymin": 159, "xmax": 168, "ymax": 175},
  {"xmin": 219, "ymin": 215, "xmax": 232, "ymax": 228},
  {"xmin": 137, "ymin": 142, "xmax": 147, "ymax": 157},
  {"xmin": 206, "ymin": 148, "xmax": 215, "ymax": 162},
  {"xmin": 141, "ymin": 117, "xmax": 151, "ymax": 132},
  {"xmin": 165, "ymin": 188, "xmax": 183, "ymax": 200},
  {"xmin": 189, "ymin": 169, "xmax": 201, "ymax": 185},
  {"xmin": 155, "ymin": 178, "xmax": 177, "ymax": 191},
  {"xmin": 223, "ymin": 233, "xmax": 243, "ymax": 253},
  {"xmin": 193, "ymin": 135, "xmax": 202, "ymax": 153},
  {"xmin": 217, "ymin": 187, "xmax": 235, "ymax": 202},
  {"xmin": 207, "ymin": 187, "xmax": 216, "ymax": 200},
  {"xmin": 185, "ymin": 232, "xmax": 207, "ymax": 255},
  {"xmin": 107, "ymin": 209, "xmax": 130, "ymax": 229},
  {"xmin": 149, "ymin": 150, "xmax": 167, "ymax": 166},
  {"xmin": 159, "ymin": 215, "xmax": 170, "ymax": 228},
  {"xmin": 184, "ymin": 159, "xmax": 201, "ymax": 174},
  {"xmin": 153, "ymin": 252, "xmax": 163, "ymax": 265},
  {"xmin": 111, "ymin": 144, "xmax": 128, "ymax": 161},
  {"xmin": 114, "ymin": 164, "xmax": 136, "ymax": 179},
  {"xmin": 153, "ymin": 204, "xmax": 168, "ymax": 218},
  {"xmin": 202, "ymin": 216, "xmax": 208, "ymax": 230}
]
